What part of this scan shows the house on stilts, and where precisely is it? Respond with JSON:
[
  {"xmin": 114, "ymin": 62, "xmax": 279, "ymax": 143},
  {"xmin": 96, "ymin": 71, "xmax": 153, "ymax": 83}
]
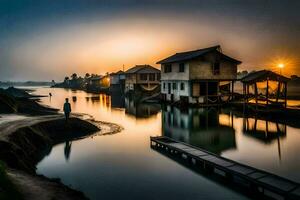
[
  {"xmin": 157, "ymin": 45, "xmax": 241, "ymax": 105},
  {"xmin": 124, "ymin": 65, "xmax": 161, "ymax": 95},
  {"xmin": 241, "ymin": 70, "xmax": 290, "ymax": 108}
]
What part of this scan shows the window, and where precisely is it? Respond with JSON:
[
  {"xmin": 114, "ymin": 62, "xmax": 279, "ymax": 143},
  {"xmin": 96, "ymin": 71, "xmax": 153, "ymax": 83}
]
[
  {"xmin": 180, "ymin": 82, "xmax": 185, "ymax": 90},
  {"xmin": 140, "ymin": 74, "xmax": 147, "ymax": 81},
  {"xmin": 179, "ymin": 63, "xmax": 185, "ymax": 72},
  {"xmin": 164, "ymin": 64, "xmax": 172, "ymax": 73},
  {"xmin": 157, "ymin": 73, "xmax": 161, "ymax": 81},
  {"xmin": 163, "ymin": 82, "xmax": 166, "ymax": 90},
  {"xmin": 213, "ymin": 62, "xmax": 220, "ymax": 75},
  {"xmin": 172, "ymin": 82, "xmax": 177, "ymax": 90},
  {"xmin": 149, "ymin": 74, "xmax": 155, "ymax": 81}
]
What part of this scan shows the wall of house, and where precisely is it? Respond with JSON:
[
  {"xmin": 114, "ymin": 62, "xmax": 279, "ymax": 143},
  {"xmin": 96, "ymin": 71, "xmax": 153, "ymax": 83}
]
[
  {"xmin": 125, "ymin": 74, "xmax": 137, "ymax": 84},
  {"xmin": 136, "ymin": 73, "xmax": 160, "ymax": 84},
  {"xmin": 161, "ymin": 63, "xmax": 189, "ymax": 81},
  {"xmin": 161, "ymin": 80, "xmax": 190, "ymax": 101},
  {"xmin": 189, "ymin": 53, "xmax": 237, "ymax": 80},
  {"xmin": 110, "ymin": 75, "xmax": 120, "ymax": 85}
]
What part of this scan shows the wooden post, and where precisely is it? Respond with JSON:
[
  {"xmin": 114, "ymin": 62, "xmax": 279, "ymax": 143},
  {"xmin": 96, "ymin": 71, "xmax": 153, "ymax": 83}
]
[
  {"xmin": 284, "ymin": 82, "xmax": 287, "ymax": 108},
  {"xmin": 246, "ymin": 84, "xmax": 249, "ymax": 103},
  {"xmin": 231, "ymin": 80, "xmax": 234, "ymax": 101},
  {"xmin": 266, "ymin": 78, "xmax": 269, "ymax": 106},
  {"xmin": 255, "ymin": 82, "xmax": 258, "ymax": 110},
  {"xmin": 243, "ymin": 83, "xmax": 245, "ymax": 102},
  {"xmin": 206, "ymin": 81, "xmax": 208, "ymax": 105},
  {"xmin": 276, "ymin": 81, "xmax": 281, "ymax": 103}
]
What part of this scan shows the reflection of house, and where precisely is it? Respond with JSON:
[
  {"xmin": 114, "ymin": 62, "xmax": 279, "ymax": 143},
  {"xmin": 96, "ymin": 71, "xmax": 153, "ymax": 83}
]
[
  {"xmin": 125, "ymin": 65, "xmax": 160, "ymax": 93},
  {"xmin": 125, "ymin": 97, "xmax": 160, "ymax": 118},
  {"xmin": 110, "ymin": 70, "xmax": 125, "ymax": 94},
  {"xmin": 243, "ymin": 117, "xmax": 286, "ymax": 143},
  {"xmin": 157, "ymin": 45, "xmax": 241, "ymax": 104},
  {"xmin": 111, "ymin": 94, "xmax": 125, "ymax": 108},
  {"xmin": 162, "ymin": 106, "xmax": 236, "ymax": 154}
]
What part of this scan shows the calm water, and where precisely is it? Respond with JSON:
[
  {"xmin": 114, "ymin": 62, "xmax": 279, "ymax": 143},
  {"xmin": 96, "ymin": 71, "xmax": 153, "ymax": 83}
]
[{"xmin": 30, "ymin": 87, "xmax": 300, "ymax": 200}]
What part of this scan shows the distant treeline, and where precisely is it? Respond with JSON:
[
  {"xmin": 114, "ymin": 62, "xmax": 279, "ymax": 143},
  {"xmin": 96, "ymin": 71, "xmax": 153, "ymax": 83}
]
[
  {"xmin": 0, "ymin": 81, "xmax": 54, "ymax": 87},
  {"xmin": 52, "ymin": 73, "xmax": 109, "ymax": 93}
]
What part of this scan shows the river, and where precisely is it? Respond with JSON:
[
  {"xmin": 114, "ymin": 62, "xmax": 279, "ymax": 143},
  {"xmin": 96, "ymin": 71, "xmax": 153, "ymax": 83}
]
[{"xmin": 28, "ymin": 87, "xmax": 300, "ymax": 200}]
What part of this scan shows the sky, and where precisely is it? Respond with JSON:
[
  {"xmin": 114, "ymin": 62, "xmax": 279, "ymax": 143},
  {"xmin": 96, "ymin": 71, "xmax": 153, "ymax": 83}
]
[{"xmin": 0, "ymin": 0, "xmax": 299, "ymax": 81}]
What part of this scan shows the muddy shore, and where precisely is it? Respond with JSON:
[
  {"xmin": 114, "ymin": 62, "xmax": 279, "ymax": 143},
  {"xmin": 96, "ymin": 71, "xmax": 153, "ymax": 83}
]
[{"xmin": 0, "ymin": 115, "xmax": 121, "ymax": 200}]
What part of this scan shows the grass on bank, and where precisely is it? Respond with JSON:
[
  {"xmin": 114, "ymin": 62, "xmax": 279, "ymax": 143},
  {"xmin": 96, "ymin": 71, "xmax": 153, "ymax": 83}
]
[{"xmin": 0, "ymin": 161, "xmax": 23, "ymax": 200}]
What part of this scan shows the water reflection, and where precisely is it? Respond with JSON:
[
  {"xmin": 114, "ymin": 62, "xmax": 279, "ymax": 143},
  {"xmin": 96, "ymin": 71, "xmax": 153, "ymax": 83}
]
[
  {"xmin": 64, "ymin": 141, "xmax": 72, "ymax": 161},
  {"xmin": 34, "ymin": 87, "xmax": 300, "ymax": 189},
  {"xmin": 111, "ymin": 94, "xmax": 125, "ymax": 108},
  {"xmin": 162, "ymin": 106, "xmax": 236, "ymax": 154},
  {"xmin": 125, "ymin": 97, "xmax": 160, "ymax": 118},
  {"xmin": 243, "ymin": 117, "xmax": 286, "ymax": 143}
]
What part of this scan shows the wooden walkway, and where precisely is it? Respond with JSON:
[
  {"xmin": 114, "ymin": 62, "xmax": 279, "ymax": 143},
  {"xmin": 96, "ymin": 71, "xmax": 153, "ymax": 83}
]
[{"xmin": 150, "ymin": 136, "xmax": 300, "ymax": 200}]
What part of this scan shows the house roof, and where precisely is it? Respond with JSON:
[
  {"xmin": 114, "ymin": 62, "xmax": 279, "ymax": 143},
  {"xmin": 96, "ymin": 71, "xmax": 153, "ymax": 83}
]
[
  {"xmin": 157, "ymin": 45, "xmax": 241, "ymax": 64},
  {"xmin": 90, "ymin": 76, "xmax": 102, "ymax": 81},
  {"xmin": 110, "ymin": 70, "xmax": 124, "ymax": 76},
  {"xmin": 241, "ymin": 70, "xmax": 290, "ymax": 83},
  {"xmin": 125, "ymin": 65, "xmax": 160, "ymax": 74}
]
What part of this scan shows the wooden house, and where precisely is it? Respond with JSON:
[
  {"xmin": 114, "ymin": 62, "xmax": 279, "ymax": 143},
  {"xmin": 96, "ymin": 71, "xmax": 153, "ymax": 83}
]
[
  {"xmin": 109, "ymin": 70, "xmax": 125, "ymax": 93},
  {"xmin": 157, "ymin": 45, "xmax": 241, "ymax": 104},
  {"xmin": 125, "ymin": 65, "xmax": 160, "ymax": 93}
]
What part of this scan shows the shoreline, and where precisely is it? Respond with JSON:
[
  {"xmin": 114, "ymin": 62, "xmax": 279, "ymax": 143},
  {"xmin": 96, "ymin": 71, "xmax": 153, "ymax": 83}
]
[{"xmin": 0, "ymin": 114, "xmax": 122, "ymax": 200}]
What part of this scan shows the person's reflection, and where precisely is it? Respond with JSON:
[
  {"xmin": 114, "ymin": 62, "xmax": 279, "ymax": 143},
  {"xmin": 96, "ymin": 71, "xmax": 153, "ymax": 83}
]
[{"xmin": 64, "ymin": 141, "xmax": 72, "ymax": 161}]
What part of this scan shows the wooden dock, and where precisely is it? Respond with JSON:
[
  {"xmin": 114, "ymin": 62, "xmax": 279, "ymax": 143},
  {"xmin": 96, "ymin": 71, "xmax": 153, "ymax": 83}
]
[{"xmin": 150, "ymin": 136, "xmax": 300, "ymax": 200}]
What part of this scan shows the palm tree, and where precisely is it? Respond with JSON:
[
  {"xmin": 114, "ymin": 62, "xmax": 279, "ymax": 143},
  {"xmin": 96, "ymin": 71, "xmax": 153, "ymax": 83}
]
[{"xmin": 64, "ymin": 77, "xmax": 69, "ymax": 83}]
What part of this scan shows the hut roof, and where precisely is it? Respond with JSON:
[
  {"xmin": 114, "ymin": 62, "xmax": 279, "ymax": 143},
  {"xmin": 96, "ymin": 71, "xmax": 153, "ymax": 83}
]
[
  {"xmin": 156, "ymin": 45, "xmax": 241, "ymax": 64},
  {"xmin": 241, "ymin": 70, "xmax": 290, "ymax": 83},
  {"xmin": 125, "ymin": 65, "xmax": 160, "ymax": 74}
]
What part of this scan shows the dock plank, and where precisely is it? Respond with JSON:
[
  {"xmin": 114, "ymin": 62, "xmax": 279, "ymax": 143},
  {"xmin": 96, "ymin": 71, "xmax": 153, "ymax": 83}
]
[
  {"xmin": 185, "ymin": 149, "xmax": 208, "ymax": 157},
  {"xmin": 227, "ymin": 165, "xmax": 255, "ymax": 175},
  {"xmin": 258, "ymin": 176, "xmax": 297, "ymax": 192},
  {"xmin": 151, "ymin": 136, "xmax": 300, "ymax": 199},
  {"xmin": 200, "ymin": 155, "xmax": 235, "ymax": 167},
  {"xmin": 247, "ymin": 172, "xmax": 268, "ymax": 179},
  {"xmin": 168, "ymin": 143, "xmax": 193, "ymax": 150}
]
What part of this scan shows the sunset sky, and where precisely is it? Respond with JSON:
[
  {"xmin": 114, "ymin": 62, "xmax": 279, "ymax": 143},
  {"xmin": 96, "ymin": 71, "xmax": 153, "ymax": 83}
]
[{"xmin": 0, "ymin": 0, "xmax": 299, "ymax": 81}]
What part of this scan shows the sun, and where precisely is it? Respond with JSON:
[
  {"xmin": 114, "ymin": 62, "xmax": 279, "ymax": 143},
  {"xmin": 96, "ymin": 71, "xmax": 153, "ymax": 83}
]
[{"xmin": 278, "ymin": 63, "xmax": 285, "ymax": 69}]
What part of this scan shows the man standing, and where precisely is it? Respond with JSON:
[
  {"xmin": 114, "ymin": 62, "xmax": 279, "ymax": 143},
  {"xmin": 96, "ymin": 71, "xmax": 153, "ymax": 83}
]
[{"xmin": 63, "ymin": 98, "xmax": 71, "ymax": 122}]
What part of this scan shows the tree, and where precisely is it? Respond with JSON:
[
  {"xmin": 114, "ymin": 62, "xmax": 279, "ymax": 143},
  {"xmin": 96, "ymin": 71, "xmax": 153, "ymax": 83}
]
[
  {"xmin": 64, "ymin": 77, "xmax": 69, "ymax": 82},
  {"xmin": 85, "ymin": 73, "xmax": 90, "ymax": 79},
  {"xmin": 71, "ymin": 73, "xmax": 78, "ymax": 80}
]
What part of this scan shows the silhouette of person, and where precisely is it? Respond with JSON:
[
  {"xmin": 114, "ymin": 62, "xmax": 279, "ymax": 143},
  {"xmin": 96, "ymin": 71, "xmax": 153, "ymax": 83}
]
[
  {"xmin": 49, "ymin": 93, "xmax": 52, "ymax": 102},
  {"xmin": 63, "ymin": 98, "xmax": 71, "ymax": 122},
  {"xmin": 64, "ymin": 141, "xmax": 72, "ymax": 161}
]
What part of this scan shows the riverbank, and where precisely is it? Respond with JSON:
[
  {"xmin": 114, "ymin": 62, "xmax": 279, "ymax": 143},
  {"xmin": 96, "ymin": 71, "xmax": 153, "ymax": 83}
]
[
  {"xmin": 0, "ymin": 88, "xmax": 122, "ymax": 199},
  {"xmin": 0, "ymin": 115, "xmax": 121, "ymax": 200}
]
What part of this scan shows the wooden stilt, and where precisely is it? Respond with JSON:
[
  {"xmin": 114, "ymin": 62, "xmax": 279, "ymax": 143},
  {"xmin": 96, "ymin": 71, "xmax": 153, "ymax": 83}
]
[
  {"xmin": 284, "ymin": 82, "xmax": 287, "ymax": 108},
  {"xmin": 276, "ymin": 82, "xmax": 281, "ymax": 103},
  {"xmin": 266, "ymin": 78, "xmax": 269, "ymax": 106},
  {"xmin": 206, "ymin": 81, "xmax": 208, "ymax": 106},
  {"xmin": 255, "ymin": 83, "xmax": 258, "ymax": 110}
]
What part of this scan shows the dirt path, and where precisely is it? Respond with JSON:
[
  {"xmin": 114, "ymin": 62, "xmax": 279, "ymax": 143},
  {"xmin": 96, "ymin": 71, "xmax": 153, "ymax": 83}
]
[{"xmin": 0, "ymin": 114, "xmax": 63, "ymax": 140}]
